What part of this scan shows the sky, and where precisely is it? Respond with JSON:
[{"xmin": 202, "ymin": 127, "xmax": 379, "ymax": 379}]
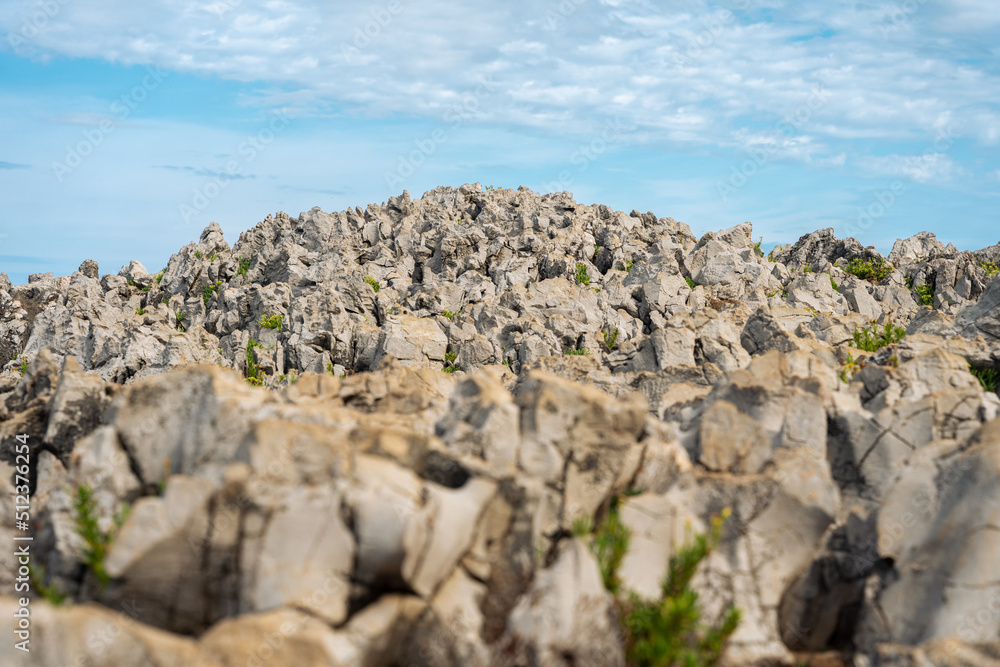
[{"xmin": 1, "ymin": 0, "xmax": 998, "ymax": 285}]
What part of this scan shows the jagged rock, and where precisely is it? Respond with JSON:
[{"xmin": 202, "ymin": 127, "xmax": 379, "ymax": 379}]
[{"xmin": 2, "ymin": 185, "xmax": 999, "ymax": 666}]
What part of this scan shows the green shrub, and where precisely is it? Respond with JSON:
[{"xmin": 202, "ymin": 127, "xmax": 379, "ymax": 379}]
[
  {"xmin": 74, "ymin": 486, "xmax": 129, "ymax": 588},
  {"xmin": 970, "ymin": 366, "xmax": 999, "ymax": 394},
  {"xmin": 29, "ymin": 562, "xmax": 67, "ymax": 606},
  {"xmin": 154, "ymin": 271, "xmax": 164, "ymax": 284},
  {"xmin": 852, "ymin": 319, "xmax": 906, "ymax": 352},
  {"xmin": 443, "ymin": 350, "xmax": 460, "ymax": 373},
  {"xmin": 575, "ymin": 263, "xmax": 591, "ymax": 287},
  {"xmin": 753, "ymin": 237, "xmax": 764, "ymax": 257},
  {"xmin": 845, "ymin": 257, "xmax": 893, "ymax": 282},
  {"xmin": 581, "ymin": 498, "xmax": 740, "ymax": 666},
  {"xmin": 209, "ymin": 252, "xmax": 217, "ymax": 262},
  {"xmin": 982, "ymin": 261, "xmax": 999, "ymax": 278},
  {"xmin": 16, "ymin": 354, "xmax": 27, "ymax": 375},
  {"xmin": 624, "ymin": 259, "xmax": 635, "ymax": 273},
  {"xmin": 914, "ymin": 283, "xmax": 934, "ymax": 306},
  {"xmin": 566, "ymin": 347, "xmax": 591, "ymax": 356},
  {"xmin": 685, "ymin": 276, "xmax": 697, "ymax": 289},
  {"xmin": 905, "ymin": 276, "xmax": 914, "ymax": 288},
  {"xmin": 237, "ymin": 257, "xmax": 251, "ymax": 277},
  {"xmin": 136, "ymin": 307, "xmax": 146, "ymax": 316},
  {"xmin": 202, "ymin": 284, "xmax": 215, "ymax": 307},
  {"xmin": 803, "ymin": 265, "xmax": 813, "ymax": 273},
  {"xmin": 830, "ymin": 277, "xmax": 839, "ymax": 291},
  {"xmin": 194, "ymin": 250, "xmax": 203, "ymax": 259},
  {"xmin": 258, "ymin": 313, "xmax": 284, "ymax": 330},
  {"xmin": 246, "ymin": 339, "xmax": 264, "ymax": 386},
  {"xmin": 443, "ymin": 310, "xmax": 456, "ymax": 320},
  {"xmin": 838, "ymin": 352, "xmax": 860, "ymax": 383},
  {"xmin": 364, "ymin": 276, "xmax": 382, "ymax": 293},
  {"xmin": 603, "ymin": 327, "xmax": 620, "ymax": 351}
]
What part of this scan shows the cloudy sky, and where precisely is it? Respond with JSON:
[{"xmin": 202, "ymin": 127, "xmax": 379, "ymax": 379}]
[{"xmin": 1, "ymin": 0, "xmax": 998, "ymax": 284}]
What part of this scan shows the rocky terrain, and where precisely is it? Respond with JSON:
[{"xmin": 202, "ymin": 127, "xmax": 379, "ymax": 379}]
[{"xmin": 0, "ymin": 183, "xmax": 999, "ymax": 666}]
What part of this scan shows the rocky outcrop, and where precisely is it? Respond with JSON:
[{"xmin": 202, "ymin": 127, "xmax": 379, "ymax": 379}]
[{"xmin": 1, "ymin": 185, "xmax": 998, "ymax": 665}]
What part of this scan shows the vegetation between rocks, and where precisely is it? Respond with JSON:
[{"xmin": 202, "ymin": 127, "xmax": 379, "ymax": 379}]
[
  {"xmin": 852, "ymin": 319, "xmax": 906, "ymax": 352},
  {"xmin": 970, "ymin": 366, "xmax": 999, "ymax": 394},
  {"xmin": 364, "ymin": 276, "xmax": 382, "ymax": 292},
  {"xmin": 258, "ymin": 313, "xmax": 284, "ymax": 330},
  {"xmin": 575, "ymin": 263, "xmax": 591, "ymax": 287},
  {"xmin": 844, "ymin": 257, "xmax": 893, "ymax": 282},
  {"xmin": 245, "ymin": 339, "xmax": 264, "ymax": 386},
  {"xmin": 74, "ymin": 485, "xmax": 129, "ymax": 589},
  {"xmin": 578, "ymin": 497, "xmax": 741, "ymax": 666}
]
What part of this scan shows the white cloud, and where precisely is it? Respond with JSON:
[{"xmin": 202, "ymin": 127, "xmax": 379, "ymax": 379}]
[
  {"xmin": 858, "ymin": 153, "xmax": 958, "ymax": 183},
  {"xmin": 1, "ymin": 0, "xmax": 998, "ymax": 177}
]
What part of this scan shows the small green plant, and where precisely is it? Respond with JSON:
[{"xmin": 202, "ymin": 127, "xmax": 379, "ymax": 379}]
[
  {"xmin": 852, "ymin": 319, "xmax": 906, "ymax": 352},
  {"xmin": 624, "ymin": 258, "xmax": 635, "ymax": 272},
  {"xmin": 16, "ymin": 354, "xmax": 28, "ymax": 375},
  {"xmin": 914, "ymin": 283, "xmax": 934, "ymax": 306},
  {"xmin": 502, "ymin": 358, "xmax": 512, "ymax": 368},
  {"xmin": 127, "ymin": 279, "xmax": 135, "ymax": 286},
  {"xmin": 443, "ymin": 350, "xmax": 460, "ymax": 373},
  {"xmin": 28, "ymin": 563, "xmax": 67, "ymax": 606},
  {"xmin": 803, "ymin": 265, "xmax": 813, "ymax": 273},
  {"xmin": 140, "ymin": 283, "xmax": 151, "ymax": 292},
  {"xmin": 237, "ymin": 257, "xmax": 251, "ymax": 277},
  {"xmin": 136, "ymin": 307, "xmax": 146, "ymax": 316},
  {"xmin": 443, "ymin": 310, "xmax": 456, "ymax": 320},
  {"xmin": 830, "ymin": 277, "xmax": 839, "ymax": 291},
  {"xmin": 581, "ymin": 499, "xmax": 740, "ymax": 666},
  {"xmin": 970, "ymin": 366, "xmax": 999, "ymax": 394},
  {"xmin": 209, "ymin": 252, "xmax": 217, "ymax": 262},
  {"xmin": 905, "ymin": 276, "xmax": 914, "ymax": 288},
  {"xmin": 845, "ymin": 257, "xmax": 893, "ymax": 282},
  {"xmin": 202, "ymin": 284, "xmax": 215, "ymax": 307},
  {"xmin": 566, "ymin": 347, "xmax": 591, "ymax": 356},
  {"xmin": 685, "ymin": 276, "xmax": 697, "ymax": 289},
  {"xmin": 592, "ymin": 246, "xmax": 602, "ymax": 261},
  {"xmin": 753, "ymin": 236, "xmax": 764, "ymax": 257},
  {"xmin": 258, "ymin": 313, "xmax": 284, "ymax": 330},
  {"xmin": 603, "ymin": 327, "xmax": 620, "ymax": 350},
  {"xmin": 838, "ymin": 352, "xmax": 861, "ymax": 383},
  {"xmin": 246, "ymin": 339, "xmax": 264, "ymax": 386},
  {"xmin": 575, "ymin": 263, "xmax": 591, "ymax": 287},
  {"xmin": 175, "ymin": 311, "xmax": 186, "ymax": 332},
  {"xmin": 194, "ymin": 250, "xmax": 203, "ymax": 259},
  {"xmin": 154, "ymin": 271, "xmax": 164, "ymax": 284},
  {"xmin": 73, "ymin": 486, "xmax": 128, "ymax": 588},
  {"xmin": 982, "ymin": 261, "xmax": 999, "ymax": 278},
  {"xmin": 364, "ymin": 276, "xmax": 382, "ymax": 293},
  {"xmin": 766, "ymin": 289, "xmax": 779, "ymax": 298},
  {"xmin": 326, "ymin": 362, "xmax": 336, "ymax": 376}
]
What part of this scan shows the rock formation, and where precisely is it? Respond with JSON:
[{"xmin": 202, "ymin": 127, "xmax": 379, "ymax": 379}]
[{"xmin": 1, "ymin": 183, "xmax": 998, "ymax": 666}]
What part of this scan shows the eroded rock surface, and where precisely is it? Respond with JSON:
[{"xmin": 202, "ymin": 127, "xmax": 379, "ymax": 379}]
[{"xmin": 1, "ymin": 185, "xmax": 999, "ymax": 665}]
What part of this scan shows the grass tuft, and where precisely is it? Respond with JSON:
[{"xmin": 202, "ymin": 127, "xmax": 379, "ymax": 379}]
[
  {"xmin": 603, "ymin": 327, "xmax": 620, "ymax": 351},
  {"xmin": 845, "ymin": 257, "xmax": 893, "ymax": 282},
  {"xmin": 852, "ymin": 319, "xmax": 906, "ymax": 352},
  {"xmin": 364, "ymin": 276, "xmax": 382, "ymax": 293},
  {"xmin": 258, "ymin": 313, "xmax": 284, "ymax": 330}
]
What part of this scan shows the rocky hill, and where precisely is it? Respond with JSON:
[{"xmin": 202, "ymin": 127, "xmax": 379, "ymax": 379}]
[{"xmin": 1, "ymin": 183, "xmax": 999, "ymax": 666}]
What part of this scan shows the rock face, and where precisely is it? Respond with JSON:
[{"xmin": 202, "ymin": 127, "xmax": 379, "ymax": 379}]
[{"xmin": 0, "ymin": 184, "xmax": 999, "ymax": 666}]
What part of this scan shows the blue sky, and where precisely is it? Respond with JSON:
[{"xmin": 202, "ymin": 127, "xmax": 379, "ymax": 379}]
[{"xmin": 1, "ymin": 0, "xmax": 998, "ymax": 285}]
